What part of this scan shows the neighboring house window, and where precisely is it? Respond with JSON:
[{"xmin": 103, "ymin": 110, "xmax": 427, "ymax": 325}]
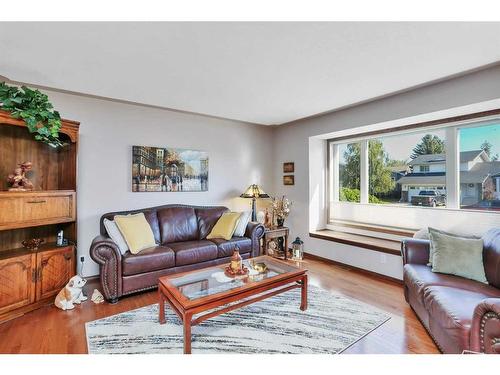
[
  {"xmin": 329, "ymin": 117, "xmax": 500, "ymax": 215},
  {"xmin": 459, "ymin": 123, "xmax": 500, "ymax": 211}
]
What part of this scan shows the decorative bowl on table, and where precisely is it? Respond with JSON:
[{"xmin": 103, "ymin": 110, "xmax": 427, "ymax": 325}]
[
  {"xmin": 224, "ymin": 265, "xmax": 249, "ymax": 278},
  {"xmin": 251, "ymin": 262, "xmax": 268, "ymax": 274},
  {"xmin": 22, "ymin": 238, "xmax": 44, "ymax": 251}
]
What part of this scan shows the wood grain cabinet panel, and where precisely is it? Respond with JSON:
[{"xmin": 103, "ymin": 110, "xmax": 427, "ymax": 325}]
[
  {"xmin": 0, "ymin": 245, "xmax": 75, "ymax": 322},
  {"xmin": 36, "ymin": 246, "xmax": 75, "ymax": 300},
  {"xmin": 0, "ymin": 253, "xmax": 36, "ymax": 315},
  {"xmin": 0, "ymin": 191, "xmax": 76, "ymax": 230}
]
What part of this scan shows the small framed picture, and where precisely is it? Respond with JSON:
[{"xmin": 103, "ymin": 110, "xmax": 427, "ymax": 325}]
[
  {"xmin": 283, "ymin": 162, "xmax": 294, "ymax": 173},
  {"xmin": 283, "ymin": 175, "xmax": 294, "ymax": 186}
]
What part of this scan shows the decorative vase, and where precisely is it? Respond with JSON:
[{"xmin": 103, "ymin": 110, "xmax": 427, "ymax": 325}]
[
  {"xmin": 230, "ymin": 245, "xmax": 243, "ymax": 272},
  {"xmin": 22, "ymin": 238, "xmax": 44, "ymax": 251},
  {"xmin": 277, "ymin": 217, "xmax": 285, "ymax": 227}
]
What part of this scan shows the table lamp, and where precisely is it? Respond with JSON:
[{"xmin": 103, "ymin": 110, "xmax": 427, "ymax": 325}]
[{"xmin": 240, "ymin": 184, "xmax": 270, "ymax": 221}]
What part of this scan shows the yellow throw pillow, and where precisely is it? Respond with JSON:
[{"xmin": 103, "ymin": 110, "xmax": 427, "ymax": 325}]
[
  {"xmin": 114, "ymin": 213, "xmax": 156, "ymax": 254},
  {"xmin": 206, "ymin": 212, "xmax": 242, "ymax": 241}
]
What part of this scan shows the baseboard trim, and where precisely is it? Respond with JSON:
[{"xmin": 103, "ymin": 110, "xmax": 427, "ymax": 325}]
[{"xmin": 304, "ymin": 252, "xmax": 403, "ymax": 285}]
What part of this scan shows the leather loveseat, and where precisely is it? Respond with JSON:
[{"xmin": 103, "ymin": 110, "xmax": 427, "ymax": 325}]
[
  {"xmin": 402, "ymin": 228, "xmax": 500, "ymax": 354},
  {"xmin": 90, "ymin": 204, "xmax": 265, "ymax": 303}
]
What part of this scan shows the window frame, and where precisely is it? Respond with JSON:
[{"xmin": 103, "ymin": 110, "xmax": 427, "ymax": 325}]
[{"xmin": 327, "ymin": 109, "xmax": 500, "ymax": 222}]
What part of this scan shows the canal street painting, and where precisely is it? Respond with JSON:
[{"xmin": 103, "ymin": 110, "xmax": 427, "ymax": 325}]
[{"xmin": 132, "ymin": 146, "xmax": 208, "ymax": 192}]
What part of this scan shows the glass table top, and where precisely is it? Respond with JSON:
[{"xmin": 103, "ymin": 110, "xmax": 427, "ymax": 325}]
[{"xmin": 168, "ymin": 257, "xmax": 300, "ymax": 301}]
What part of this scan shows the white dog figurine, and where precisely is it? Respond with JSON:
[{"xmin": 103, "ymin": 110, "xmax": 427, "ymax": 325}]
[{"xmin": 54, "ymin": 275, "xmax": 88, "ymax": 310}]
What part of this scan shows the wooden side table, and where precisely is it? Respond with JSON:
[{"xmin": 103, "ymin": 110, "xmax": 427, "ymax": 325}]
[{"xmin": 262, "ymin": 226, "xmax": 289, "ymax": 260}]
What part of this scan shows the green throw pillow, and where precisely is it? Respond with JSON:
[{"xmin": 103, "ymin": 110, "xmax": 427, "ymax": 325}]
[
  {"xmin": 429, "ymin": 228, "xmax": 487, "ymax": 284},
  {"xmin": 427, "ymin": 227, "xmax": 479, "ymax": 266}
]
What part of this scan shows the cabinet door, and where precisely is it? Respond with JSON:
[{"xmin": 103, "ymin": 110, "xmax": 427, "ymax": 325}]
[
  {"xmin": 0, "ymin": 254, "xmax": 36, "ymax": 315},
  {"xmin": 36, "ymin": 246, "xmax": 75, "ymax": 300},
  {"xmin": 0, "ymin": 191, "xmax": 76, "ymax": 230}
]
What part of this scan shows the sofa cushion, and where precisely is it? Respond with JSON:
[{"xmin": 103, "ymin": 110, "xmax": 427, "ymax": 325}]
[
  {"xmin": 423, "ymin": 286, "xmax": 500, "ymax": 329},
  {"xmin": 114, "ymin": 213, "xmax": 157, "ymax": 254},
  {"xmin": 404, "ymin": 264, "xmax": 500, "ymax": 305},
  {"xmin": 143, "ymin": 210, "xmax": 161, "ymax": 244},
  {"xmin": 206, "ymin": 212, "xmax": 242, "ymax": 241},
  {"xmin": 122, "ymin": 245, "xmax": 175, "ymax": 276},
  {"xmin": 168, "ymin": 240, "xmax": 218, "ymax": 266},
  {"xmin": 422, "ymin": 286, "xmax": 485, "ymax": 353},
  {"xmin": 103, "ymin": 218, "xmax": 129, "ymax": 254},
  {"xmin": 483, "ymin": 228, "xmax": 500, "ymax": 288},
  {"xmin": 233, "ymin": 211, "xmax": 252, "ymax": 237},
  {"xmin": 209, "ymin": 237, "xmax": 252, "ymax": 258},
  {"xmin": 158, "ymin": 207, "xmax": 199, "ymax": 244},
  {"xmin": 429, "ymin": 228, "xmax": 487, "ymax": 283},
  {"xmin": 196, "ymin": 207, "xmax": 228, "ymax": 239}
]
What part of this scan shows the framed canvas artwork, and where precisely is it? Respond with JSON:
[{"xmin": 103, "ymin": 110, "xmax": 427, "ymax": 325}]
[
  {"xmin": 132, "ymin": 145, "xmax": 208, "ymax": 192},
  {"xmin": 283, "ymin": 175, "xmax": 294, "ymax": 186},
  {"xmin": 283, "ymin": 162, "xmax": 294, "ymax": 173}
]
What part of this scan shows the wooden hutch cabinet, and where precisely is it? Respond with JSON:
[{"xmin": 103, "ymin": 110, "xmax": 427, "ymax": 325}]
[{"xmin": 0, "ymin": 110, "xmax": 79, "ymax": 323}]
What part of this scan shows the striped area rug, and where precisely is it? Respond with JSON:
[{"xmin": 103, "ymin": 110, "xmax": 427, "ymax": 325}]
[{"xmin": 85, "ymin": 286, "xmax": 390, "ymax": 354}]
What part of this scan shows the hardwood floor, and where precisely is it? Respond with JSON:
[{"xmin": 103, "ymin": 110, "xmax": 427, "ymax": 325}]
[{"xmin": 0, "ymin": 256, "xmax": 439, "ymax": 354}]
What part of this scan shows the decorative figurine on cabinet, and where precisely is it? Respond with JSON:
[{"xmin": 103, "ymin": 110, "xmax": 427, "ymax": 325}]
[{"xmin": 7, "ymin": 161, "xmax": 34, "ymax": 191}]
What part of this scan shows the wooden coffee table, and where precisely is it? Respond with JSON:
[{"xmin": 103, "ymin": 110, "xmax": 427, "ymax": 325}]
[{"xmin": 158, "ymin": 255, "xmax": 308, "ymax": 354}]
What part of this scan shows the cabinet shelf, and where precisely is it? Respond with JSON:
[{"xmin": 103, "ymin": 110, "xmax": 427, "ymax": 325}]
[{"xmin": 0, "ymin": 242, "xmax": 73, "ymax": 260}]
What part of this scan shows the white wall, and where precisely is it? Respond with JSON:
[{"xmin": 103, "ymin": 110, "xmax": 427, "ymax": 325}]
[
  {"xmin": 273, "ymin": 65, "xmax": 500, "ymax": 280},
  {"xmin": 28, "ymin": 64, "xmax": 500, "ymax": 280},
  {"xmin": 44, "ymin": 91, "xmax": 274, "ymax": 276}
]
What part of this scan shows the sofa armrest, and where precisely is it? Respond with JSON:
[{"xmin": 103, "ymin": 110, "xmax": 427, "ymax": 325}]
[
  {"xmin": 470, "ymin": 298, "xmax": 500, "ymax": 354},
  {"xmin": 401, "ymin": 238, "xmax": 430, "ymax": 266},
  {"xmin": 89, "ymin": 235, "xmax": 123, "ymax": 302},
  {"xmin": 245, "ymin": 221, "xmax": 265, "ymax": 258}
]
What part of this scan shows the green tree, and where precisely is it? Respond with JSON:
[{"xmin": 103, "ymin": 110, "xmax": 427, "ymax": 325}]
[
  {"xmin": 411, "ymin": 134, "xmax": 445, "ymax": 159},
  {"xmin": 386, "ymin": 159, "xmax": 408, "ymax": 167},
  {"xmin": 368, "ymin": 140, "xmax": 394, "ymax": 196},
  {"xmin": 340, "ymin": 140, "xmax": 394, "ymax": 198},
  {"xmin": 340, "ymin": 143, "xmax": 361, "ymax": 190},
  {"xmin": 481, "ymin": 140, "xmax": 492, "ymax": 158}
]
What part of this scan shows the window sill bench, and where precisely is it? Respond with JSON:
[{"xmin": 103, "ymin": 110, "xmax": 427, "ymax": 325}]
[{"xmin": 309, "ymin": 230, "xmax": 402, "ymax": 256}]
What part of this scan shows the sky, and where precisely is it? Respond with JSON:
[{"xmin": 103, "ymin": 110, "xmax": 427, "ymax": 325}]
[
  {"xmin": 340, "ymin": 123, "xmax": 500, "ymax": 163},
  {"xmin": 178, "ymin": 149, "xmax": 208, "ymax": 174},
  {"xmin": 379, "ymin": 129, "xmax": 446, "ymax": 162},
  {"xmin": 460, "ymin": 123, "xmax": 500, "ymax": 157}
]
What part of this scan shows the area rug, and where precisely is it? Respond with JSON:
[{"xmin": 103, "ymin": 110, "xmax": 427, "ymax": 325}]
[{"xmin": 85, "ymin": 286, "xmax": 390, "ymax": 354}]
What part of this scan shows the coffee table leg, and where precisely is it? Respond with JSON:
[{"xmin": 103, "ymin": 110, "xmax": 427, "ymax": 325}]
[
  {"xmin": 300, "ymin": 275, "xmax": 308, "ymax": 311},
  {"xmin": 183, "ymin": 312, "xmax": 192, "ymax": 354},
  {"xmin": 159, "ymin": 289, "xmax": 166, "ymax": 324}
]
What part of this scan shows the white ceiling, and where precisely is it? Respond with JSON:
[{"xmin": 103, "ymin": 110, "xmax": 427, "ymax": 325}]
[{"xmin": 1, "ymin": 22, "xmax": 500, "ymax": 125}]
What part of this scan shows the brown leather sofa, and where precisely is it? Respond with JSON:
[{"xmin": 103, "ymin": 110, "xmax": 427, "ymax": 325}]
[
  {"xmin": 402, "ymin": 228, "xmax": 500, "ymax": 354},
  {"xmin": 90, "ymin": 204, "xmax": 265, "ymax": 303}
]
